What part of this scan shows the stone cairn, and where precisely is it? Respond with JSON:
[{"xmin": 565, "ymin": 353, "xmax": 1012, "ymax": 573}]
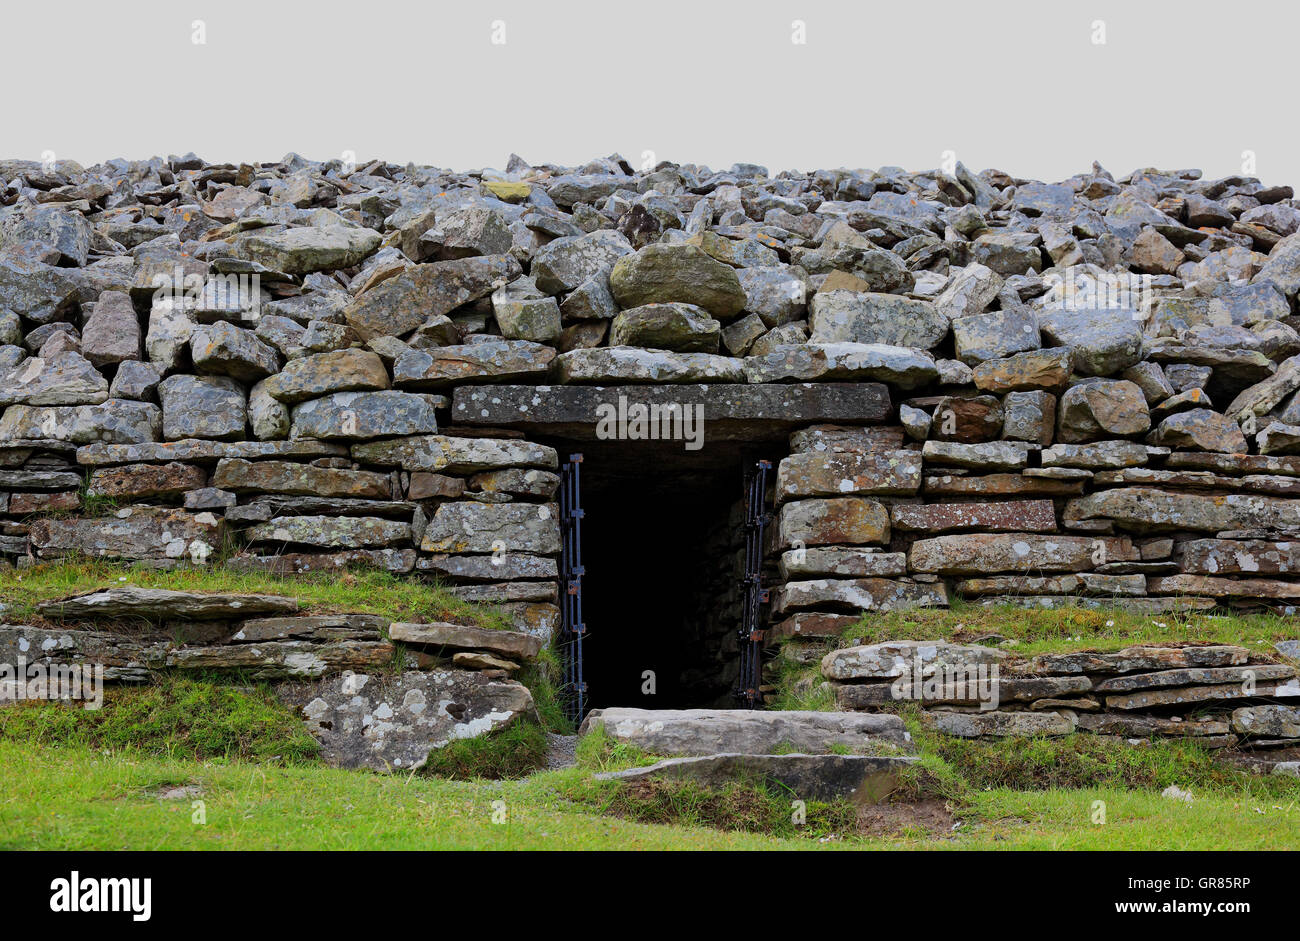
[{"xmin": 1, "ymin": 153, "xmax": 1299, "ymax": 762}]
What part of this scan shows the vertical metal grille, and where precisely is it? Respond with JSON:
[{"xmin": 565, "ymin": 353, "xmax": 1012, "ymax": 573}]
[
  {"xmin": 735, "ymin": 459, "xmax": 771, "ymax": 708},
  {"xmin": 558, "ymin": 453, "xmax": 587, "ymax": 723}
]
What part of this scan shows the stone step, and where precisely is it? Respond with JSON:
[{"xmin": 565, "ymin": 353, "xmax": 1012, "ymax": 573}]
[
  {"xmin": 578, "ymin": 707, "xmax": 911, "ymax": 755},
  {"xmin": 595, "ymin": 753, "xmax": 918, "ymax": 803}
]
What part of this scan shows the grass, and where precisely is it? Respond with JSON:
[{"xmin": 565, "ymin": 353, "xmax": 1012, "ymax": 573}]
[
  {"xmin": 0, "ymin": 677, "xmax": 320, "ymax": 763},
  {"xmin": 0, "ymin": 559, "xmax": 512, "ymax": 631},
  {"xmin": 421, "ymin": 721, "xmax": 548, "ymax": 780},
  {"xmin": 2, "ymin": 592, "xmax": 1298, "ymax": 849},
  {"xmin": 767, "ymin": 600, "xmax": 1300, "ymax": 713},
  {"xmin": 837, "ymin": 598, "xmax": 1299, "ymax": 659},
  {"xmin": 3, "ymin": 739, "xmax": 1296, "ymax": 850}
]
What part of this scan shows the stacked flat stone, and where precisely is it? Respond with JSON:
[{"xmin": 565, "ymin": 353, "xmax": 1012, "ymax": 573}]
[
  {"xmin": 5, "ymin": 154, "xmax": 1300, "ymax": 638},
  {"xmin": 819, "ymin": 639, "xmax": 1300, "ymax": 768},
  {"xmin": 0, "ymin": 586, "xmax": 543, "ymax": 770}
]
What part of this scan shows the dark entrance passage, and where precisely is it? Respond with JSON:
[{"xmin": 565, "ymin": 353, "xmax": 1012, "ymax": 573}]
[{"xmin": 542, "ymin": 437, "xmax": 772, "ymax": 711}]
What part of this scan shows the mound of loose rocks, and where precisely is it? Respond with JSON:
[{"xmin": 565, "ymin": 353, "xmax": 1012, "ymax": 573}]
[{"xmin": 7, "ymin": 152, "xmax": 1300, "ymax": 650}]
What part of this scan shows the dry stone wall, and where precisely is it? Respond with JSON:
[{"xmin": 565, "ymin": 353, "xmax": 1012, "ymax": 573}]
[{"xmin": 5, "ymin": 153, "xmax": 1300, "ymax": 661}]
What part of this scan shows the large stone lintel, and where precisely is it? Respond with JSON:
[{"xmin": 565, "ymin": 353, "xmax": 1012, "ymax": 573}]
[{"xmin": 449, "ymin": 383, "xmax": 891, "ymax": 441}]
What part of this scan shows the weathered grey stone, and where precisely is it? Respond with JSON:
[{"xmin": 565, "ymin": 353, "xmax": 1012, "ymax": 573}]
[
  {"xmin": 280, "ymin": 669, "xmax": 534, "ymax": 771},
  {"xmin": 1041, "ymin": 441, "xmax": 1154, "ymax": 469},
  {"xmin": 388, "ymin": 622, "xmax": 542, "ymax": 660},
  {"xmin": 0, "ymin": 400, "xmax": 160, "ymax": 444},
  {"xmin": 246, "ymin": 515, "xmax": 410, "ymax": 548},
  {"xmin": 773, "ymin": 578, "xmax": 948, "ymax": 615},
  {"xmin": 451, "ymin": 382, "xmax": 889, "ymax": 440},
  {"xmin": 0, "ymin": 625, "xmax": 170, "ymax": 681},
  {"xmin": 1065, "ymin": 487, "xmax": 1300, "ymax": 533},
  {"xmin": 290, "ymin": 391, "xmax": 440, "ymax": 440},
  {"xmin": 921, "ymin": 711, "xmax": 1075, "ymax": 737},
  {"xmin": 808, "ymin": 292, "xmax": 947, "ymax": 349},
  {"xmin": 230, "ymin": 614, "xmax": 388, "ymax": 643},
  {"xmin": 777, "ymin": 497, "xmax": 891, "ymax": 548},
  {"xmin": 595, "ymin": 753, "xmax": 915, "ymax": 803},
  {"xmin": 75, "ymin": 438, "xmax": 347, "ymax": 466},
  {"xmin": 1094, "ymin": 665, "xmax": 1294, "ymax": 693},
  {"xmin": 606, "ymin": 242, "xmax": 749, "ymax": 322},
  {"xmin": 737, "ymin": 265, "xmax": 807, "ymax": 327},
  {"xmin": 1021, "ymin": 644, "xmax": 1249, "ymax": 675},
  {"xmin": 1147, "ymin": 408, "xmax": 1247, "ymax": 453},
  {"xmin": 86, "ymin": 462, "xmax": 206, "ymax": 500},
  {"xmin": 610, "ymin": 303, "xmax": 721, "ymax": 353},
  {"xmin": 158, "ymin": 374, "xmax": 246, "ymax": 441},
  {"xmin": 892, "ymin": 500, "xmax": 1056, "ymax": 533},
  {"xmin": 554, "ymin": 347, "xmax": 745, "ymax": 384},
  {"xmin": 952, "ymin": 308, "xmax": 1040, "ymax": 365},
  {"xmin": 1056, "ymin": 380, "xmax": 1149, "ymax": 443},
  {"xmin": 921, "ymin": 440, "xmax": 1033, "ymax": 470},
  {"xmin": 420, "ymin": 501, "xmax": 560, "ymax": 554},
  {"xmin": 343, "ymin": 254, "xmax": 522, "ymax": 339},
  {"xmin": 352, "ymin": 434, "xmax": 556, "ymax": 473},
  {"xmin": 0, "ymin": 351, "xmax": 108, "ymax": 407},
  {"xmin": 822, "ymin": 640, "xmax": 1005, "ymax": 681},
  {"xmin": 744, "ymin": 343, "xmax": 938, "ymax": 389},
  {"xmin": 109, "ymin": 360, "xmax": 162, "ymax": 401},
  {"xmin": 80, "ymin": 291, "xmax": 141, "ymax": 367},
  {"xmin": 933, "ymin": 263, "xmax": 1003, "ymax": 321},
  {"xmin": 579, "ymin": 707, "xmax": 910, "ymax": 755},
  {"xmin": 776, "ymin": 450, "xmax": 921, "ymax": 500},
  {"xmin": 1038, "ymin": 306, "xmax": 1143, "ymax": 375},
  {"xmin": 1231, "ymin": 704, "xmax": 1300, "ymax": 737},
  {"xmin": 909, "ymin": 533, "xmax": 1136, "ymax": 575},
  {"xmin": 778, "ymin": 548, "xmax": 907, "ymax": 580},
  {"xmin": 393, "ymin": 340, "xmax": 555, "ymax": 388},
  {"xmin": 190, "ymin": 321, "xmax": 279, "ymax": 382},
  {"xmin": 417, "ymin": 553, "xmax": 558, "ymax": 582},
  {"xmin": 170, "ymin": 639, "xmax": 395, "ymax": 678},
  {"xmin": 37, "ymin": 586, "xmax": 297, "ymax": 620},
  {"xmin": 212, "ymin": 458, "xmax": 391, "ymax": 499},
  {"xmin": 260, "ymin": 349, "xmax": 389, "ymax": 404},
  {"xmin": 234, "ymin": 225, "xmax": 381, "ymax": 276},
  {"xmin": 27, "ymin": 506, "xmax": 222, "ymax": 562},
  {"xmin": 532, "ymin": 230, "xmax": 633, "ymax": 294}
]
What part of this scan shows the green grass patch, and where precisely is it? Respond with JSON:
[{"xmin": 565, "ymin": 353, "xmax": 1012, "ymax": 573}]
[
  {"xmin": 574, "ymin": 724, "xmax": 662, "ymax": 772},
  {"xmin": 0, "ymin": 558, "xmax": 511, "ymax": 631},
  {"xmin": 838, "ymin": 600, "xmax": 1296, "ymax": 660},
  {"xmin": 920, "ymin": 731, "xmax": 1300, "ymax": 800},
  {"xmin": 592, "ymin": 776, "xmax": 856, "ymax": 838},
  {"xmin": 0, "ymin": 676, "xmax": 319, "ymax": 763},
  {"xmin": 2, "ymin": 739, "xmax": 1298, "ymax": 849},
  {"xmin": 422, "ymin": 721, "xmax": 548, "ymax": 780}
]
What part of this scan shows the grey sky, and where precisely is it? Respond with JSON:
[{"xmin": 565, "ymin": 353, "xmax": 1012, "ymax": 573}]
[{"xmin": 5, "ymin": 0, "xmax": 1294, "ymax": 184}]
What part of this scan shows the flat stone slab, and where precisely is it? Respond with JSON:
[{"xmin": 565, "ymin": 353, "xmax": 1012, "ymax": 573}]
[
  {"xmin": 578, "ymin": 708, "xmax": 911, "ymax": 755},
  {"xmin": 277, "ymin": 669, "xmax": 536, "ymax": 771},
  {"xmin": 595, "ymin": 753, "xmax": 918, "ymax": 804},
  {"xmin": 37, "ymin": 586, "xmax": 300, "ymax": 620},
  {"xmin": 1019, "ymin": 644, "xmax": 1251, "ymax": 675},
  {"xmin": 387, "ymin": 621, "xmax": 542, "ymax": 660},
  {"xmin": 230, "ymin": 614, "xmax": 388, "ymax": 643},
  {"xmin": 0, "ymin": 625, "xmax": 171, "ymax": 681},
  {"xmin": 920, "ymin": 710, "xmax": 1076, "ymax": 737},
  {"xmin": 169, "ymin": 640, "xmax": 394, "ymax": 678},
  {"xmin": 449, "ymin": 383, "xmax": 890, "ymax": 441},
  {"xmin": 77, "ymin": 438, "xmax": 348, "ymax": 467}
]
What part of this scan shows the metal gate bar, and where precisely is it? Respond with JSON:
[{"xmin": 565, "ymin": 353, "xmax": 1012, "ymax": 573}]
[
  {"xmin": 558, "ymin": 453, "xmax": 587, "ymax": 723},
  {"xmin": 735, "ymin": 459, "xmax": 771, "ymax": 708}
]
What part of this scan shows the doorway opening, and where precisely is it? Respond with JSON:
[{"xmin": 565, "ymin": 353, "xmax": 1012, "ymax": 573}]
[{"xmin": 543, "ymin": 437, "xmax": 773, "ymax": 711}]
